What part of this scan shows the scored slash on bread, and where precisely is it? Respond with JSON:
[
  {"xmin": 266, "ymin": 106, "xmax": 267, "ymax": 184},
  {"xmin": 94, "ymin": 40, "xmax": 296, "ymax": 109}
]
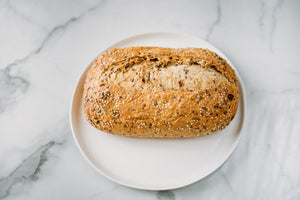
[{"xmin": 83, "ymin": 47, "xmax": 239, "ymax": 138}]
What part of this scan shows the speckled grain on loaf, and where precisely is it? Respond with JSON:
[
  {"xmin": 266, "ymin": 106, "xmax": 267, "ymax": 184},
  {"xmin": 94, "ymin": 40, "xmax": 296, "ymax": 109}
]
[{"xmin": 83, "ymin": 47, "xmax": 239, "ymax": 138}]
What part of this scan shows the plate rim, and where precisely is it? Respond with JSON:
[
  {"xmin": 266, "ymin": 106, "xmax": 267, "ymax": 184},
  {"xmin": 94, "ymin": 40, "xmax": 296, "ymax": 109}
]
[{"xmin": 69, "ymin": 31, "xmax": 247, "ymax": 190}]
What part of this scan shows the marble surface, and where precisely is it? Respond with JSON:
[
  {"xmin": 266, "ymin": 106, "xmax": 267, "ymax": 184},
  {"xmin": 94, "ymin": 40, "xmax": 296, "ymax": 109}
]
[{"xmin": 0, "ymin": 0, "xmax": 299, "ymax": 199}]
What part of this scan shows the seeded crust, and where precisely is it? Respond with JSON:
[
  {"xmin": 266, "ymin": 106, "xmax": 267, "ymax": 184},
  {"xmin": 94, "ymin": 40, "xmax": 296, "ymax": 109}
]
[{"xmin": 83, "ymin": 47, "xmax": 239, "ymax": 138}]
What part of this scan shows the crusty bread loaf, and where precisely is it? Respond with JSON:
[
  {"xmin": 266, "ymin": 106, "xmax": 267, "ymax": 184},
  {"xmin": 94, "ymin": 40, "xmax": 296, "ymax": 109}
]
[{"xmin": 83, "ymin": 47, "xmax": 239, "ymax": 138}]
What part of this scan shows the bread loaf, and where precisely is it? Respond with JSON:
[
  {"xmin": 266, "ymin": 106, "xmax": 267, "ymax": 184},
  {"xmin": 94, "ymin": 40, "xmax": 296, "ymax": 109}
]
[{"xmin": 83, "ymin": 47, "xmax": 239, "ymax": 138}]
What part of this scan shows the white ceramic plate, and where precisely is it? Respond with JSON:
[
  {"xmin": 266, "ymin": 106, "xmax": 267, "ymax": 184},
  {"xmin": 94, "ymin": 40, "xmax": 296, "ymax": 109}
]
[{"xmin": 70, "ymin": 32, "xmax": 246, "ymax": 190}]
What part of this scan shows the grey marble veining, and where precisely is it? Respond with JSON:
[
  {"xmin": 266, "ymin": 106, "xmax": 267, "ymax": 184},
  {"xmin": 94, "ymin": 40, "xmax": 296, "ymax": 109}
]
[
  {"xmin": 0, "ymin": 117, "xmax": 69, "ymax": 199},
  {"xmin": 0, "ymin": 67, "xmax": 29, "ymax": 113},
  {"xmin": 206, "ymin": 0, "xmax": 221, "ymax": 41},
  {"xmin": 0, "ymin": 0, "xmax": 299, "ymax": 199}
]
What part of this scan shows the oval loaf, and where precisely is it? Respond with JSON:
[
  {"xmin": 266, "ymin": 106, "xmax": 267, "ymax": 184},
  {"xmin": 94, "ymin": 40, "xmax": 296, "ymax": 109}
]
[{"xmin": 83, "ymin": 47, "xmax": 239, "ymax": 138}]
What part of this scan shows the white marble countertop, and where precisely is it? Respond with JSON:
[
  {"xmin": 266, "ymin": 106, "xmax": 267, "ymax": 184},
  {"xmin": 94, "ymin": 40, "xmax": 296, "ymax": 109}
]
[{"xmin": 0, "ymin": 0, "xmax": 299, "ymax": 199}]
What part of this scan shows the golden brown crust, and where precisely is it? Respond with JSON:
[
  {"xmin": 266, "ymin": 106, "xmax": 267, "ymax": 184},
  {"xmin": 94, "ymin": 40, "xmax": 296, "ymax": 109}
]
[{"xmin": 83, "ymin": 47, "xmax": 239, "ymax": 138}]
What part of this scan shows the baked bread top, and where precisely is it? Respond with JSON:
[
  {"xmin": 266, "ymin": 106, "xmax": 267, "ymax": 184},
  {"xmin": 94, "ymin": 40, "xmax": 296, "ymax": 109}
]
[{"xmin": 83, "ymin": 47, "xmax": 239, "ymax": 138}]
